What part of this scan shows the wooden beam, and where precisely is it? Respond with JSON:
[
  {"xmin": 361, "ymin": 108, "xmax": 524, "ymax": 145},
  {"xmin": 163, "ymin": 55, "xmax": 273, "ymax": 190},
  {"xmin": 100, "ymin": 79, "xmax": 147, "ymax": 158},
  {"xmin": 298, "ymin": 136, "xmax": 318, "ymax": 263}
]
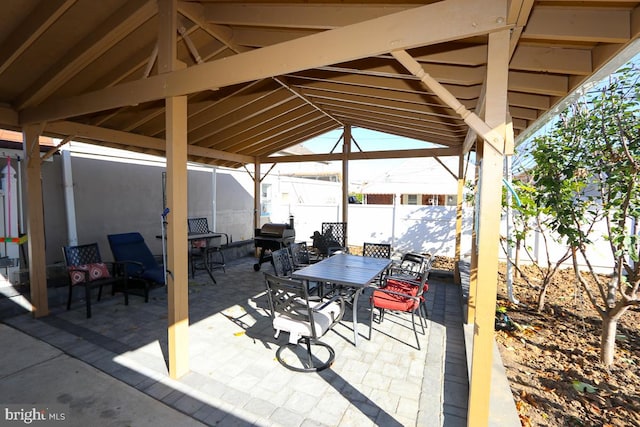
[
  {"xmin": 509, "ymin": 70, "xmax": 568, "ymax": 97},
  {"xmin": 43, "ymin": 121, "xmax": 253, "ymax": 164},
  {"xmin": 23, "ymin": 123, "xmax": 49, "ymax": 318},
  {"xmin": 523, "ymin": 6, "xmax": 631, "ymax": 43},
  {"xmin": 413, "ymin": 44, "xmax": 488, "ymax": 66},
  {"xmin": 511, "ymin": 45, "xmax": 592, "ymax": 75},
  {"xmin": 319, "ymin": 60, "xmax": 487, "ymax": 86},
  {"xmin": 40, "ymin": 135, "xmax": 73, "ymax": 162},
  {"xmin": 21, "ymin": 0, "xmax": 510, "ymax": 124},
  {"xmin": 392, "ymin": 50, "xmax": 505, "ymax": 153},
  {"xmin": 288, "ymin": 71, "xmax": 483, "ymax": 100},
  {"xmin": 260, "ymin": 146, "xmax": 460, "ymax": 163},
  {"xmin": 467, "ymin": 28, "xmax": 510, "ymax": 425},
  {"xmin": 295, "ymin": 82, "xmax": 477, "ymax": 111}
]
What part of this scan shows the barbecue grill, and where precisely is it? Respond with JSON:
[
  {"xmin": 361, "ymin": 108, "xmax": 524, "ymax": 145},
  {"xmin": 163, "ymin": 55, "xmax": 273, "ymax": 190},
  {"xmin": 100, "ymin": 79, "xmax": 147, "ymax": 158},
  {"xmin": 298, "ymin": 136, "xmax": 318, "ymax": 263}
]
[{"xmin": 253, "ymin": 222, "xmax": 295, "ymax": 271}]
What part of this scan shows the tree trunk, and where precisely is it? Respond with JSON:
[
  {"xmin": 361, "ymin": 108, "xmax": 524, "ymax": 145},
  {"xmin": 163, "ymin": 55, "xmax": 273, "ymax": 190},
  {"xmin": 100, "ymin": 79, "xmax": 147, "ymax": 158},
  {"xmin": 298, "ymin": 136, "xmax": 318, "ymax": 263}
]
[
  {"xmin": 537, "ymin": 280, "xmax": 549, "ymax": 312},
  {"xmin": 600, "ymin": 305, "xmax": 630, "ymax": 367},
  {"xmin": 600, "ymin": 315, "xmax": 618, "ymax": 367},
  {"xmin": 514, "ymin": 238, "xmax": 521, "ymax": 278}
]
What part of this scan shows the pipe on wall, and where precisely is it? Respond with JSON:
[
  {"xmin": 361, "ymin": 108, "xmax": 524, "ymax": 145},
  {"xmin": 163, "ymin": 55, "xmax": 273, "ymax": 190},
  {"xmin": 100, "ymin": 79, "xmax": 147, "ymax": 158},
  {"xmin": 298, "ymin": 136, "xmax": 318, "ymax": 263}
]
[{"xmin": 61, "ymin": 149, "xmax": 78, "ymax": 246}]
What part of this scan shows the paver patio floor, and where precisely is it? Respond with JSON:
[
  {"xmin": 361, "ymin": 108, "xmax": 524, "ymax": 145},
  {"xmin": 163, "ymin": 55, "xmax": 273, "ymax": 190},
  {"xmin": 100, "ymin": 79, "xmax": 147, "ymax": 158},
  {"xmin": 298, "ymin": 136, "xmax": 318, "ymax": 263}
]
[{"xmin": 3, "ymin": 256, "xmax": 469, "ymax": 426}]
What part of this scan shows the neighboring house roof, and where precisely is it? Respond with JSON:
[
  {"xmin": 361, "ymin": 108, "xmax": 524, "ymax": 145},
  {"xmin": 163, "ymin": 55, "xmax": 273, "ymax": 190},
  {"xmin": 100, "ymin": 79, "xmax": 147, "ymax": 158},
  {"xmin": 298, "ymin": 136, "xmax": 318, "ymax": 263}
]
[{"xmin": 0, "ymin": 130, "xmax": 54, "ymax": 147}]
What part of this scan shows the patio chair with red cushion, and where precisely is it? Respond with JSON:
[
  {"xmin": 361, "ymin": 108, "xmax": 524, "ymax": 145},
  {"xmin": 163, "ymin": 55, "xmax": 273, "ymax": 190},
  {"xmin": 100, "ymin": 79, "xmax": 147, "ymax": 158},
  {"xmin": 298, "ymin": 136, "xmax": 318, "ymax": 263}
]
[
  {"xmin": 63, "ymin": 243, "xmax": 128, "ymax": 318},
  {"xmin": 368, "ymin": 266, "xmax": 429, "ymax": 350},
  {"xmin": 386, "ymin": 252, "xmax": 433, "ymax": 317}
]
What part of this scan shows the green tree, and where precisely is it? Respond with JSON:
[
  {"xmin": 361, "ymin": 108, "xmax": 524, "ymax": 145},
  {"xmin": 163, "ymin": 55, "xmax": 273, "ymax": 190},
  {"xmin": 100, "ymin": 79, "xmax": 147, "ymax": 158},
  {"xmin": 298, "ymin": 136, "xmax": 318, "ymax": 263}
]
[
  {"xmin": 501, "ymin": 174, "xmax": 572, "ymax": 311},
  {"xmin": 530, "ymin": 65, "xmax": 640, "ymax": 366}
]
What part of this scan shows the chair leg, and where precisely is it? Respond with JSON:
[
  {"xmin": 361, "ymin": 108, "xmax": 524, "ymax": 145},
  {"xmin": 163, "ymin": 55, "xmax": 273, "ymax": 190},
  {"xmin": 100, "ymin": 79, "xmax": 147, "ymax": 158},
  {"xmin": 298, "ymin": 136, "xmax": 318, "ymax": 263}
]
[
  {"xmin": 417, "ymin": 307, "xmax": 426, "ymax": 335},
  {"xmin": 369, "ymin": 304, "xmax": 374, "ymax": 340},
  {"xmin": 411, "ymin": 311, "xmax": 420, "ymax": 350},
  {"xmin": 216, "ymin": 249, "xmax": 226, "ymax": 273},
  {"xmin": 122, "ymin": 278, "xmax": 129, "ymax": 306},
  {"xmin": 67, "ymin": 285, "xmax": 73, "ymax": 311},
  {"xmin": 84, "ymin": 286, "xmax": 92, "ymax": 319},
  {"xmin": 304, "ymin": 338, "xmax": 314, "ymax": 369}
]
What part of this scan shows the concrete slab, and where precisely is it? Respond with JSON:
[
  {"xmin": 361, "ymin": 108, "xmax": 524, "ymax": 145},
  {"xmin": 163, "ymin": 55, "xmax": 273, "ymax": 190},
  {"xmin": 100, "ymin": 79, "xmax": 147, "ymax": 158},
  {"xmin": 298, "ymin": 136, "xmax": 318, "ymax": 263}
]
[{"xmin": 0, "ymin": 323, "xmax": 205, "ymax": 427}]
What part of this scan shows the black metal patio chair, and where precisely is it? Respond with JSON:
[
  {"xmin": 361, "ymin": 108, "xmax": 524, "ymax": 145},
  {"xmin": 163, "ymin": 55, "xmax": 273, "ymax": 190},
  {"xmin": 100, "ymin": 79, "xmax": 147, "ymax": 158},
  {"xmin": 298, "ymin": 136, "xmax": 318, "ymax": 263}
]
[
  {"xmin": 264, "ymin": 272, "xmax": 345, "ymax": 372},
  {"xmin": 187, "ymin": 217, "xmax": 228, "ymax": 279},
  {"xmin": 63, "ymin": 243, "xmax": 128, "ymax": 318}
]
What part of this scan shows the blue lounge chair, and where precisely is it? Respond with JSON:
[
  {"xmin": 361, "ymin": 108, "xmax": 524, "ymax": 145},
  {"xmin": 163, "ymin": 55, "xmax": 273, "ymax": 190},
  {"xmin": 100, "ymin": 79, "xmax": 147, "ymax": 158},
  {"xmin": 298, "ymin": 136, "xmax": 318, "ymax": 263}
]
[{"xmin": 107, "ymin": 232, "xmax": 165, "ymax": 302}]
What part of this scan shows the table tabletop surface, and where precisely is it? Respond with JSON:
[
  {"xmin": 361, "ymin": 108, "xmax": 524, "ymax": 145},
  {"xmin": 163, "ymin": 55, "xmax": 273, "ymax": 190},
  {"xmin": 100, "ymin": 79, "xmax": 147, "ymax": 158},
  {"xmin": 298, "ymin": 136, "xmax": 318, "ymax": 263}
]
[{"xmin": 291, "ymin": 253, "xmax": 391, "ymax": 288}]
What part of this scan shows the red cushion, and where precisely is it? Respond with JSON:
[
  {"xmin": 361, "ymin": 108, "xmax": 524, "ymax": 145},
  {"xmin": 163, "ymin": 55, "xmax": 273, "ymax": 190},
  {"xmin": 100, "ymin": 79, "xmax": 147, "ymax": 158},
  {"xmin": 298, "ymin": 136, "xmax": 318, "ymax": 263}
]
[
  {"xmin": 387, "ymin": 278, "xmax": 429, "ymax": 300},
  {"xmin": 371, "ymin": 279, "xmax": 420, "ymax": 311},
  {"xmin": 191, "ymin": 239, "xmax": 207, "ymax": 248},
  {"xmin": 68, "ymin": 263, "xmax": 111, "ymax": 285}
]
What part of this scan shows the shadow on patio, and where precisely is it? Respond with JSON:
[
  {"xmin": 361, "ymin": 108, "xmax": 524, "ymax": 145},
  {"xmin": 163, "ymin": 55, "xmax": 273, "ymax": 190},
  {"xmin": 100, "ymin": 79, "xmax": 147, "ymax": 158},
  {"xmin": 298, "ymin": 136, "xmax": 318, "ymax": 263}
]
[{"xmin": 2, "ymin": 256, "xmax": 468, "ymax": 426}]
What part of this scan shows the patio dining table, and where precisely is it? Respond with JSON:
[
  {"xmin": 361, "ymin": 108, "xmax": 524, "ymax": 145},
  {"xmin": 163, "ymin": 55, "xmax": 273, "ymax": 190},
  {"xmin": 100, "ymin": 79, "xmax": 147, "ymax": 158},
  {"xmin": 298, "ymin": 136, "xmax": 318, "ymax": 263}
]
[
  {"xmin": 291, "ymin": 253, "xmax": 392, "ymax": 346},
  {"xmin": 157, "ymin": 232, "xmax": 223, "ymax": 283}
]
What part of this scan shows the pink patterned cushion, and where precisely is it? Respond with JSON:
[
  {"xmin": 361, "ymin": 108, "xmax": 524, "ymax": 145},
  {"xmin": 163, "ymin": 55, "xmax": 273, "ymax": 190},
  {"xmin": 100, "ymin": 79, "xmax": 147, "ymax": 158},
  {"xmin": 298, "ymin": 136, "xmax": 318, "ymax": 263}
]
[{"xmin": 68, "ymin": 263, "xmax": 111, "ymax": 285}]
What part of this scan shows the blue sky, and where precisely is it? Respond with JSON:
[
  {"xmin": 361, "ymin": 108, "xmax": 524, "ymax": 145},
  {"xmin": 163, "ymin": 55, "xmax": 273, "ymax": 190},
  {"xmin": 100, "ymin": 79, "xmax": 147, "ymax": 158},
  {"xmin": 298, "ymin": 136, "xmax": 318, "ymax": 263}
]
[
  {"xmin": 301, "ymin": 128, "xmax": 439, "ymax": 183},
  {"xmin": 302, "ymin": 128, "xmax": 432, "ymax": 153}
]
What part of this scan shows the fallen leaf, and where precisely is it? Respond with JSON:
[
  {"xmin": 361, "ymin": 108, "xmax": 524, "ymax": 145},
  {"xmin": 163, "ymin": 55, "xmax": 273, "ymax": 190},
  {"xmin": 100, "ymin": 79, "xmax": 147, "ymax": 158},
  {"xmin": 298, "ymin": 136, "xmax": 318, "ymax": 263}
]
[{"xmin": 572, "ymin": 380, "xmax": 598, "ymax": 393}]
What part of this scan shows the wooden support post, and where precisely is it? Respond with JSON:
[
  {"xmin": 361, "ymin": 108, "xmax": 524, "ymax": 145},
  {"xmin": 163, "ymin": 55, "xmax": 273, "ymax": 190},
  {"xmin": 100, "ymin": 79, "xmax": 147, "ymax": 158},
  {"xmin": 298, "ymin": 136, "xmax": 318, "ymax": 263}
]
[
  {"xmin": 160, "ymin": 0, "xmax": 190, "ymax": 379},
  {"xmin": 342, "ymin": 125, "xmax": 351, "ymax": 233},
  {"xmin": 453, "ymin": 153, "xmax": 465, "ymax": 285},
  {"xmin": 466, "ymin": 144, "xmax": 481, "ymax": 324},
  {"xmin": 166, "ymin": 95, "xmax": 189, "ymax": 379},
  {"xmin": 254, "ymin": 159, "xmax": 261, "ymax": 231},
  {"xmin": 467, "ymin": 28, "xmax": 511, "ymax": 425},
  {"xmin": 23, "ymin": 124, "xmax": 48, "ymax": 317}
]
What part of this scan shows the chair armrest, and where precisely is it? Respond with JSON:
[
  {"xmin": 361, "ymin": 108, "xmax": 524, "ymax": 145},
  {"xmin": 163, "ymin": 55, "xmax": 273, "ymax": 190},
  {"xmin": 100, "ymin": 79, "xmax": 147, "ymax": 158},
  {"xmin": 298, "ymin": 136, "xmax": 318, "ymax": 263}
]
[
  {"xmin": 102, "ymin": 261, "xmax": 129, "ymax": 277},
  {"xmin": 118, "ymin": 260, "xmax": 145, "ymax": 275}
]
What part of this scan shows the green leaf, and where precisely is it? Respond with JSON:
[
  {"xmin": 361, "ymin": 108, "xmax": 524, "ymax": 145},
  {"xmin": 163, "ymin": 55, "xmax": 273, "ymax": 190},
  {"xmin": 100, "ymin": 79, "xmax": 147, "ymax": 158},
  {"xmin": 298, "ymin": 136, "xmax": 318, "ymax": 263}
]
[{"xmin": 572, "ymin": 380, "xmax": 597, "ymax": 393}]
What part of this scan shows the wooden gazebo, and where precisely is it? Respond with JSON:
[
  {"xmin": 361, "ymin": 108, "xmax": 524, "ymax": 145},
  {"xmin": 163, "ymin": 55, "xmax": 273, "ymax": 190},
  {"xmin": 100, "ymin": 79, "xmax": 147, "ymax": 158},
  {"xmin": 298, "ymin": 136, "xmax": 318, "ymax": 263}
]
[{"xmin": 1, "ymin": 1, "xmax": 638, "ymax": 424}]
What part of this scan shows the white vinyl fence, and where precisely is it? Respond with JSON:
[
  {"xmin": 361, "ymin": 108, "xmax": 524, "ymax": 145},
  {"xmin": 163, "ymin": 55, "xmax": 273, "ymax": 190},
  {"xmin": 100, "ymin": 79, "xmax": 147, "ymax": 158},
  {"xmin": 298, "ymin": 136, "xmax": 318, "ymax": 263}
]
[
  {"xmin": 271, "ymin": 203, "xmax": 474, "ymax": 258},
  {"xmin": 269, "ymin": 202, "xmax": 616, "ymax": 272}
]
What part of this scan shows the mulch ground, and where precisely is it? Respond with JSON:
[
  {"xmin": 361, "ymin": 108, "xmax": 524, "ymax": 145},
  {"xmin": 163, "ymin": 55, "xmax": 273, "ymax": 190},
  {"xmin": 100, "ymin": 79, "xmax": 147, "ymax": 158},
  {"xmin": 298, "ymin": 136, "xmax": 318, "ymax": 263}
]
[{"xmin": 431, "ymin": 257, "xmax": 640, "ymax": 427}]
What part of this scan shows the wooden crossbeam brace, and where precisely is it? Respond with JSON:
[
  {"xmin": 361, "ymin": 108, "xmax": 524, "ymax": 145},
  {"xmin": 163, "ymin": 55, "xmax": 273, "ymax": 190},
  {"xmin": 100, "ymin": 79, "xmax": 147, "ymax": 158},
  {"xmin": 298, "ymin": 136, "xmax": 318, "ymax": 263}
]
[
  {"xmin": 40, "ymin": 134, "xmax": 74, "ymax": 163},
  {"xmin": 391, "ymin": 50, "xmax": 505, "ymax": 154}
]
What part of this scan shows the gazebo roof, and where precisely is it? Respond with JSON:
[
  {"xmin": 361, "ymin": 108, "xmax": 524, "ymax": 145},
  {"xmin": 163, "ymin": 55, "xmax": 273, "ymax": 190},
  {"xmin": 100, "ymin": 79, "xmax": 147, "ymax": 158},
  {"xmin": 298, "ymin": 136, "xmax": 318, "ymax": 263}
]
[{"xmin": 0, "ymin": 1, "xmax": 638, "ymax": 168}]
